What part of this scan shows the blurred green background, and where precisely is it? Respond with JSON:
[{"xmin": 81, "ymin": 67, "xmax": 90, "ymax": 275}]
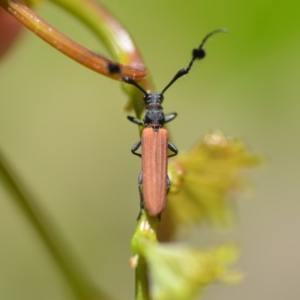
[{"xmin": 1, "ymin": 0, "xmax": 300, "ymax": 299}]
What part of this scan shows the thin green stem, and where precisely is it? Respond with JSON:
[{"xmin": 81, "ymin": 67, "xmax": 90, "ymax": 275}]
[
  {"xmin": 131, "ymin": 213, "xmax": 159, "ymax": 300},
  {"xmin": 0, "ymin": 148, "xmax": 112, "ymax": 300},
  {"xmin": 135, "ymin": 257, "xmax": 150, "ymax": 300}
]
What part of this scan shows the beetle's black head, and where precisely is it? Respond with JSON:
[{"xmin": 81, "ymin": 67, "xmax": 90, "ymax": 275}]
[{"xmin": 144, "ymin": 92, "xmax": 164, "ymax": 106}]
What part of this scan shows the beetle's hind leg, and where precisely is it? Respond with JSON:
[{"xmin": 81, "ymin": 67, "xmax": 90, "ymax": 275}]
[{"xmin": 137, "ymin": 171, "xmax": 144, "ymax": 220}]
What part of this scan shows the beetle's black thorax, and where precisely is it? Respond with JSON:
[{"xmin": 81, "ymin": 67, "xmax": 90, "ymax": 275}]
[{"xmin": 143, "ymin": 92, "xmax": 165, "ymax": 128}]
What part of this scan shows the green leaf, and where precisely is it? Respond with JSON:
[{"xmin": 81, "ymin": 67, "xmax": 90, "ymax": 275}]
[
  {"xmin": 140, "ymin": 242, "xmax": 241, "ymax": 300},
  {"xmin": 168, "ymin": 131, "xmax": 261, "ymax": 227}
]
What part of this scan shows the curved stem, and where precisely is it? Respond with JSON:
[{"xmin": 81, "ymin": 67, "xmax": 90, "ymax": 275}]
[{"xmin": 0, "ymin": 0, "xmax": 146, "ymax": 82}]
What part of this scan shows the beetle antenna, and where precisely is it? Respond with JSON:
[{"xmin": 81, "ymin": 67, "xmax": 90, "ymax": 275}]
[
  {"xmin": 161, "ymin": 28, "xmax": 227, "ymax": 95},
  {"xmin": 107, "ymin": 63, "xmax": 148, "ymax": 95}
]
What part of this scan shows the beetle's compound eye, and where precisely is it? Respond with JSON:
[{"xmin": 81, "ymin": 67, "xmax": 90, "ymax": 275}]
[{"xmin": 144, "ymin": 93, "xmax": 152, "ymax": 103}]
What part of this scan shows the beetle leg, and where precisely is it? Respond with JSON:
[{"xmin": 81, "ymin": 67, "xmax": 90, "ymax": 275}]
[
  {"xmin": 131, "ymin": 140, "xmax": 142, "ymax": 157},
  {"xmin": 137, "ymin": 171, "xmax": 144, "ymax": 220},
  {"xmin": 168, "ymin": 142, "xmax": 178, "ymax": 158},
  {"xmin": 127, "ymin": 116, "xmax": 144, "ymax": 126},
  {"xmin": 167, "ymin": 175, "xmax": 171, "ymax": 194},
  {"xmin": 164, "ymin": 112, "xmax": 177, "ymax": 123}
]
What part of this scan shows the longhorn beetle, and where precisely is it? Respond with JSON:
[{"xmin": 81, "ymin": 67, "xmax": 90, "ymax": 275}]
[{"xmin": 108, "ymin": 28, "xmax": 226, "ymax": 219}]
